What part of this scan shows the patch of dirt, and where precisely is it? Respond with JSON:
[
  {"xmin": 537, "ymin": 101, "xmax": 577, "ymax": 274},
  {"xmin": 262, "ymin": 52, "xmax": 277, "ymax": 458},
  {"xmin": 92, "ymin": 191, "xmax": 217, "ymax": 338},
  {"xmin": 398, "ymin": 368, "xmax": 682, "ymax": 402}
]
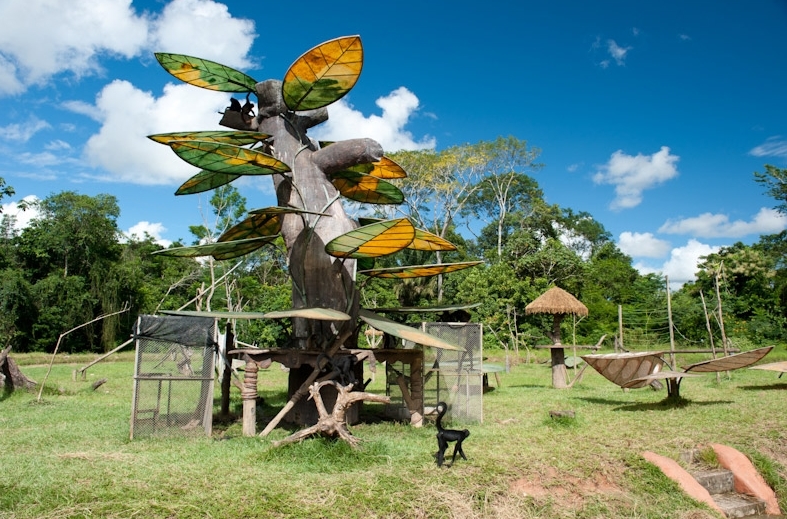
[{"xmin": 508, "ymin": 464, "xmax": 624, "ymax": 509}]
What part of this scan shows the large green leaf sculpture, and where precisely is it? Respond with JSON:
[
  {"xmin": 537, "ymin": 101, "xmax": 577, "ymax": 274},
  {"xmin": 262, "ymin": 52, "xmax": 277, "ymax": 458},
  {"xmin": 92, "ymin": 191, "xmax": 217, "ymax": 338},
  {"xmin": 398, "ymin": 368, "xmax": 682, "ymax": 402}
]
[
  {"xmin": 358, "ymin": 310, "xmax": 462, "ymax": 351},
  {"xmin": 359, "ymin": 261, "xmax": 483, "ymax": 279},
  {"xmin": 155, "ymin": 53, "xmax": 257, "ymax": 92},
  {"xmin": 368, "ymin": 302, "xmax": 482, "ymax": 314},
  {"xmin": 160, "ymin": 308, "xmax": 350, "ymax": 321},
  {"xmin": 335, "ymin": 156, "xmax": 407, "ymax": 179},
  {"xmin": 152, "ymin": 236, "xmax": 275, "ymax": 260},
  {"xmin": 408, "ymin": 229, "xmax": 457, "ymax": 252},
  {"xmin": 330, "ymin": 171, "xmax": 404, "ymax": 204},
  {"xmin": 356, "ymin": 219, "xmax": 456, "ymax": 252},
  {"xmin": 149, "ymin": 131, "xmax": 270, "ymax": 146},
  {"xmin": 249, "ymin": 206, "xmax": 330, "ymax": 217},
  {"xmin": 325, "ymin": 218, "xmax": 415, "ymax": 259},
  {"xmin": 175, "ymin": 170, "xmax": 240, "ymax": 195},
  {"xmin": 282, "ymin": 35, "xmax": 363, "ymax": 111},
  {"xmin": 265, "ymin": 308, "xmax": 351, "ymax": 321},
  {"xmin": 160, "ymin": 309, "xmax": 270, "ymax": 319},
  {"xmin": 366, "ymin": 156, "xmax": 407, "ymax": 179},
  {"xmin": 168, "ymin": 141, "xmax": 290, "ymax": 175},
  {"xmin": 218, "ymin": 206, "xmax": 332, "ymax": 242},
  {"xmin": 218, "ymin": 213, "xmax": 283, "ymax": 243}
]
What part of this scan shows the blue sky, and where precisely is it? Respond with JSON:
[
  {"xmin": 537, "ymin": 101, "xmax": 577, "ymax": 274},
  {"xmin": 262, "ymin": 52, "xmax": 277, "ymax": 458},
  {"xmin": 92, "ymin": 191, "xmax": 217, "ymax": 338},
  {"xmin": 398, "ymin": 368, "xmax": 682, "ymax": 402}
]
[{"xmin": 1, "ymin": 0, "xmax": 786, "ymax": 288}]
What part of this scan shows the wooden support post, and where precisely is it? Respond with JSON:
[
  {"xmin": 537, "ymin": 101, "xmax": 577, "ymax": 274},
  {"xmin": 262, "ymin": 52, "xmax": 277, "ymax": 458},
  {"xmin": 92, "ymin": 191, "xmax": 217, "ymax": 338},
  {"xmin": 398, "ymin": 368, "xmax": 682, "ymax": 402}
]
[
  {"xmin": 715, "ymin": 269, "xmax": 729, "ymax": 357},
  {"xmin": 241, "ymin": 359, "xmax": 258, "ymax": 436},
  {"xmin": 410, "ymin": 353, "xmax": 424, "ymax": 427},
  {"xmin": 221, "ymin": 324, "xmax": 234, "ymax": 417},
  {"xmin": 666, "ymin": 276, "xmax": 676, "ymax": 369},
  {"xmin": 700, "ymin": 291, "xmax": 721, "ymax": 383}
]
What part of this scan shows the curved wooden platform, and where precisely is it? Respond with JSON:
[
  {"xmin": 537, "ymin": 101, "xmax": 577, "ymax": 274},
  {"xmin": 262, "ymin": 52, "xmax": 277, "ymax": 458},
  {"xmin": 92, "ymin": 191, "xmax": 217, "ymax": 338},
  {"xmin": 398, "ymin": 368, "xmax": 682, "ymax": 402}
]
[
  {"xmin": 581, "ymin": 351, "xmax": 667, "ymax": 389},
  {"xmin": 683, "ymin": 346, "xmax": 773, "ymax": 373},
  {"xmin": 583, "ymin": 346, "xmax": 776, "ymax": 399}
]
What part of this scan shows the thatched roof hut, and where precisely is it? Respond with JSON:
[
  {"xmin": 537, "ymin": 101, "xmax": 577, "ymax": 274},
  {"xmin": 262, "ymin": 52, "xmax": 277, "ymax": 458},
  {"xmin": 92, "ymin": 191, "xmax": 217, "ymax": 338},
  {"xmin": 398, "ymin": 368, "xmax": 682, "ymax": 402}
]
[
  {"xmin": 526, "ymin": 286, "xmax": 588, "ymax": 388},
  {"xmin": 525, "ymin": 286, "xmax": 588, "ymax": 317}
]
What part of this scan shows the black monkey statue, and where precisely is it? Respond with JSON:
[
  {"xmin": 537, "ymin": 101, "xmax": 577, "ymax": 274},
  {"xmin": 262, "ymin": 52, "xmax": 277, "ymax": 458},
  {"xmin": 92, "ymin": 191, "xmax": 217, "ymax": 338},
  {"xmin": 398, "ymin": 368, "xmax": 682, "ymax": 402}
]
[
  {"xmin": 317, "ymin": 353, "xmax": 361, "ymax": 387},
  {"xmin": 435, "ymin": 401, "xmax": 470, "ymax": 467}
]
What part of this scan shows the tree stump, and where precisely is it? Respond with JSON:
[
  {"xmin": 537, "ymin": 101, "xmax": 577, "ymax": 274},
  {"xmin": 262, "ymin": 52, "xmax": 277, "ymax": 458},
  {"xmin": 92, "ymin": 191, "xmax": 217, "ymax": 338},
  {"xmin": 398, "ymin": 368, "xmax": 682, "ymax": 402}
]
[
  {"xmin": 0, "ymin": 345, "xmax": 36, "ymax": 393},
  {"xmin": 272, "ymin": 381, "xmax": 390, "ymax": 448}
]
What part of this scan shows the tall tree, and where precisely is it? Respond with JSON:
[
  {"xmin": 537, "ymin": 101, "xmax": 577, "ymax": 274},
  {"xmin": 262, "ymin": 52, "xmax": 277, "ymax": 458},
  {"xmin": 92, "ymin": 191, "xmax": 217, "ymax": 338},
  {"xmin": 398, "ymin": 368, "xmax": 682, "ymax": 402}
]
[
  {"xmin": 390, "ymin": 145, "xmax": 487, "ymax": 301},
  {"xmin": 188, "ymin": 184, "xmax": 248, "ymax": 244},
  {"xmin": 754, "ymin": 165, "xmax": 787, "ymax": 214},
  {"xmin": 0, "ymin": 177, "xmax": 15, "ymax": 210},
  {"xmin": 463, "ymin": 136, "xmax": 543, "ymax": 257},
  {"xmin": 15, "ymin": 192, "xmax": 124, "ymax": 351},
  {"xmin": 558, "ymin": 209, "xmax": 613, "ymax": 260},
  {"xmin": 187, "ymin": 185, "xmax": 248, "ymax": 312},
  {"xmin": 692, "ymin": 243, "xmax": 783, "ymax": 342}
]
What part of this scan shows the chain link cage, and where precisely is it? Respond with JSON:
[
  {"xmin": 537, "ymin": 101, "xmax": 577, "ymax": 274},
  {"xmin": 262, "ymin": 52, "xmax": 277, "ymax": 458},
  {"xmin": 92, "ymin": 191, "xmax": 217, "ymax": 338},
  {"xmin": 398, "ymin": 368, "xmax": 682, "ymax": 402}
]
[
  {"xmin": 130, "ymin": 315, "xmax": 217, "ymax": 439},
  {"xmin": 422, "ymin": 322, "xmax": 483, "ymax": 423}
]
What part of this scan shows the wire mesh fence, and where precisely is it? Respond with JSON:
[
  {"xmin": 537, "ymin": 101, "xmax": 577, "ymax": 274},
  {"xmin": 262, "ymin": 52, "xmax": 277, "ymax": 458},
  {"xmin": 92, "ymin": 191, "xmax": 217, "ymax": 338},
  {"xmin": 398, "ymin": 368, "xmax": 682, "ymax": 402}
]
[
  {"xmin": 422, "ymin": 322, "xmax": 483, "ymax": 423},
  {"xmin": 130, "ymin": 315, "xmax": 217, "ymax": 439}
]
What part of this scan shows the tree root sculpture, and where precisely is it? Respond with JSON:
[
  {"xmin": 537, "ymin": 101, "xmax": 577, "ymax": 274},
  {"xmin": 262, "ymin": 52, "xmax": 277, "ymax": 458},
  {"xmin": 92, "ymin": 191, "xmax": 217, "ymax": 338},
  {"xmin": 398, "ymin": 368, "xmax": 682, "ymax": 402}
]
[{"xmin": 272, "ymin": 381, "xmax": 390, "ymax": 448}]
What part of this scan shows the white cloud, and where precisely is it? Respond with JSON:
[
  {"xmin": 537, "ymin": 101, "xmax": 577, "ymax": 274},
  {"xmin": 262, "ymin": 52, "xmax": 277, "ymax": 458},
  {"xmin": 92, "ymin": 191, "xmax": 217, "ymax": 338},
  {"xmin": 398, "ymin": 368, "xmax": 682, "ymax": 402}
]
[
  {"xmin": 0, "ymin": 118, "xmax": 51, "ymax": 142},
  {"xmin": 311, "ymin": 87, "xmax": 436, "ymax": 153},
  {"xmin": 617, "ymin": 231, "xmax": 671, "ymax": 258},
  {"xmin": 61, "ymin": 100, "xmax": 100, "ymax": 121},
  {"xmin": 0, "ymin": 0, "xmax": 149, "ymax": 94},
  {"xmin": 0, "ymin": 54, "xmax": 24, "ymax": 95},
  {"xmin": 81, "ymin": 79, "xmax": 229, "ymax": 185},
  {"xmin": 749, "ymin": 136, "xmax": 787, "ymax": 159},
  {"xmin": 1, "ymin": 195, "xmax": 40, "ymax": 231},
  {"xmin": 17, "ymin": 151, "xmax": 74, "ymax": 168},
  {"xmin": 125, "ymin": 221, "xmax": 172, "ymax": 247},
  {"xmin": 593, "ymin": 146, "xmax": 680, "ymax": 210},
  {"xmin": 661, "ymin": 239, "xmax": 718, "ymax": 287},
  {"xmin": 149, "ymin": 0, "xmax": 256, "ymax": 69},
  {"xmin": 44, "ymin": 139, "xmax": 72, "ymax": 151},
  {"xmin": 0, "ymin": 0, "xmax": 256, "ymax": 96},
  {"xmin": 659, "ymin": 207, "xmax": 787, "ymax": 238},
  {"xmin": 607, "ymin": 40, "xmax": 632, "ymax": 66},
  {"xmin": 633, "ymin": 239, "xmax": 719, "ymax": 289}
]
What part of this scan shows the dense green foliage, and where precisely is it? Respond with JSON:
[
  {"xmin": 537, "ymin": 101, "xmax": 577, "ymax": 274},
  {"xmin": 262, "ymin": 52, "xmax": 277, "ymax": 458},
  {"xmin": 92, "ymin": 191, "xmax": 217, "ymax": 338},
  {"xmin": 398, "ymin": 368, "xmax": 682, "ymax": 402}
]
[
  {"xmin": 0, "ymin": 183, "xmax": 290, "ymax": 352},
  {"xmin": 1, "ymin": 162, "xmax": 786, "ymax": 354}
]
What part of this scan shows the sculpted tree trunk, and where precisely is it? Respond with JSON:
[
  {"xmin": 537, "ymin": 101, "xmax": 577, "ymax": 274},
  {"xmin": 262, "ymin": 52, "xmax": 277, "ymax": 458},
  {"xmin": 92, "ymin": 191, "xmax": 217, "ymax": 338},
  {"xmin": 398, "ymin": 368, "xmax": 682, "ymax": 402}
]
[
  {"xmin": 248, "ymin": 80, "xmax": 383, "ymax": 349},
  {"xmin": 219, "ymin": 79, "xmax": 385, "ymax": 433}
]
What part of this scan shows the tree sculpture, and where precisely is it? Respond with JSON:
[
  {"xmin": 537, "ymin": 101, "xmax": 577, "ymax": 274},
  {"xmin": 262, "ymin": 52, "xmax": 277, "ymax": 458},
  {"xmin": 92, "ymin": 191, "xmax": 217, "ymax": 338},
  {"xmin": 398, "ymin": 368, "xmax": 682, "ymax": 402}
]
[{"xmin": 149, "ymin": 36, "xmax": 479, "ymax": 443}]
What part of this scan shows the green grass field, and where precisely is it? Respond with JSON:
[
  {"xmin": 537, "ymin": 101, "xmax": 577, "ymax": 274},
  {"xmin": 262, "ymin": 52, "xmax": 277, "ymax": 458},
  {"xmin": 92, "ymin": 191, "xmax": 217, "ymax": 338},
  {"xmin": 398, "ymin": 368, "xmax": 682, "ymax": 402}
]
[{"xmin": 2, "ymin": 347, "xmax": 786, "ymax": 519}]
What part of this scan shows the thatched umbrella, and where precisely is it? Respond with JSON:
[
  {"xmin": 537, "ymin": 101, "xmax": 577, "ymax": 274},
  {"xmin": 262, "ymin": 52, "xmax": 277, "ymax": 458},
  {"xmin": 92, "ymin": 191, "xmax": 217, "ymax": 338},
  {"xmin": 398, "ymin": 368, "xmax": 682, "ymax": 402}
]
[{"xmin": 526, "ymin": 286, "xmax": 588, "ymax": 389}]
